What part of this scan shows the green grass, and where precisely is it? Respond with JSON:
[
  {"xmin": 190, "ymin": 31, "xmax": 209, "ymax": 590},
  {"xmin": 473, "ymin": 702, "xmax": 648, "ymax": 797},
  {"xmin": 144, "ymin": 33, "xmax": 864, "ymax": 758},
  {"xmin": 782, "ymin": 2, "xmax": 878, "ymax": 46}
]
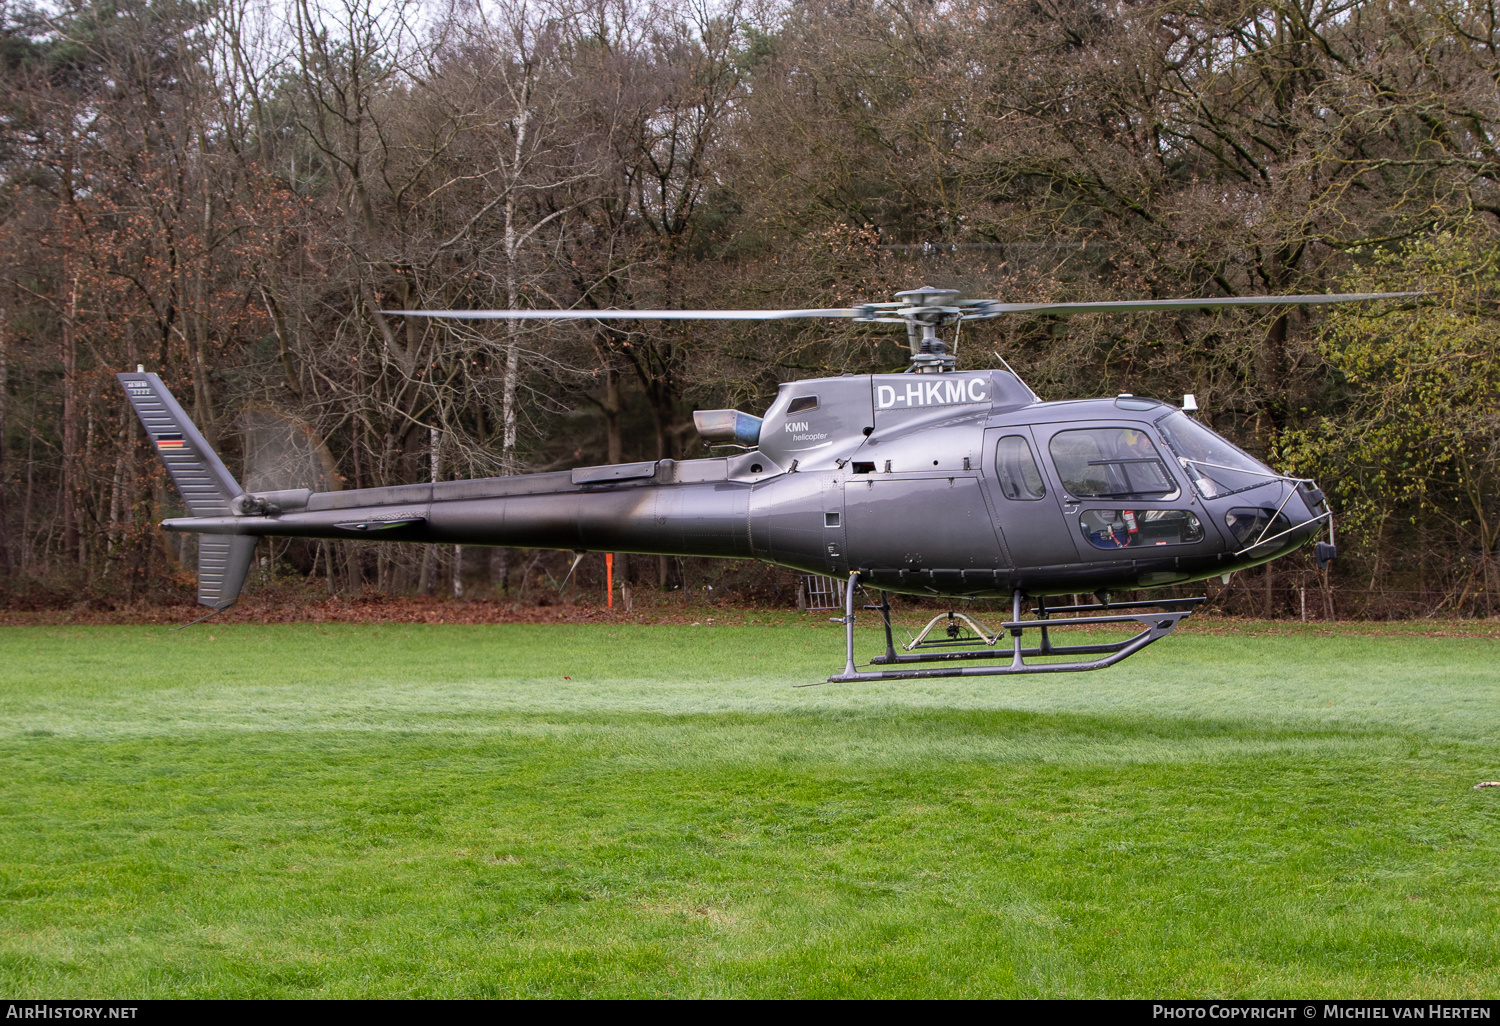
[{"xmin": 0, "ymin": 618, "xmax": 1497, "ymax": 997}]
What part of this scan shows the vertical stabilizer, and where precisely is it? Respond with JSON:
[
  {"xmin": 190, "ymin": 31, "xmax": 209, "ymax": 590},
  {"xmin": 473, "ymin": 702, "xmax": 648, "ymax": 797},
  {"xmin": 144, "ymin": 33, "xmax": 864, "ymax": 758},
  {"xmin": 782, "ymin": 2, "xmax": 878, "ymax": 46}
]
[
  {"xmin": 117, "ymin": 372, "xmax": 242, "ymax": 515},
  {"xmin": 118, "ymin": 371, "xmax": 257, "ymax": 610}
]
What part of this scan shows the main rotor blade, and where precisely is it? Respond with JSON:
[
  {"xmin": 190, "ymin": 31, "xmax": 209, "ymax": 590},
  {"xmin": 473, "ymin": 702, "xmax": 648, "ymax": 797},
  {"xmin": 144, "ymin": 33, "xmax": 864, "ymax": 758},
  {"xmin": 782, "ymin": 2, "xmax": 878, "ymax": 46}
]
[
  {"xmin": 985, "ymin": 292, "xmax": 1424, "ymax": 316},
  {"xmin": 383, "ymin": 291, "xmax": 1424, "ymax": 324},
  {"xmin": 383, "ymin": 307, "xmax": 860, "ymax": 321}
]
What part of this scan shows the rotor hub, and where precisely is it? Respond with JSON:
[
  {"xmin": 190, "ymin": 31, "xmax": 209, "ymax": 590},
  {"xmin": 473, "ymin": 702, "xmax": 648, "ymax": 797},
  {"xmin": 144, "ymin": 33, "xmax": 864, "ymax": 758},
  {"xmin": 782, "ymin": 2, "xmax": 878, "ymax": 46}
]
[{"xmin": 894, "ymin": 286, "xmax": 962, "ymax": 307}]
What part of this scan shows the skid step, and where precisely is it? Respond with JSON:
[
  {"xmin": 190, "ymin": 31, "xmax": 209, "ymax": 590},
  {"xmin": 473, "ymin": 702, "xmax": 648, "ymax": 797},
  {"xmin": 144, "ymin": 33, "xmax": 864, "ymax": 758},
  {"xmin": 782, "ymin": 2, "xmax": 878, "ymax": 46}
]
[{"xmin": 1030, "ymin": 596, "xmax": 1206, "ymax": 616}]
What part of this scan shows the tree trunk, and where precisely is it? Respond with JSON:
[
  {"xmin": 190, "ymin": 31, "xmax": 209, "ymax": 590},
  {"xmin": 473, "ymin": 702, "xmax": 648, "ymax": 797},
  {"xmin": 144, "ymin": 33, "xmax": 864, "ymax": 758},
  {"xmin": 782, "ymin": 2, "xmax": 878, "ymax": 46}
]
[
  {"xmin": 0, "ymin": 310, "xmax": 10, "ymax": 574},
  {"xmin": 419, "ymin": 426, "xmax": 439, "ymax": 594},
  {"xmin": 80, "ymin": 406, "xmax": 93, "ymax": 569},
  {"xmin": 493, "ymin": 554, "xmax": 512, "ymax": 599},
  {"xmin": 22, "ymin": 393, "xmax": 36, "ymax": 572},
  {"xmin": 649, "ymin": 379, "xmax": 674, "ymax": 590},
  {"xmin": 494, "ymin": 161, "xmax": 527, "ymax": 595},
  {"xmin": 106, "ymin": 439, "xmax": 125, "ymax": 564},
  {"xmin": 602, "ymin": 359, "xmax": 627, "ymax": 587},
  {"xmin": 62, "ymin": 280, "xmax": 80, "ymax": 564}
]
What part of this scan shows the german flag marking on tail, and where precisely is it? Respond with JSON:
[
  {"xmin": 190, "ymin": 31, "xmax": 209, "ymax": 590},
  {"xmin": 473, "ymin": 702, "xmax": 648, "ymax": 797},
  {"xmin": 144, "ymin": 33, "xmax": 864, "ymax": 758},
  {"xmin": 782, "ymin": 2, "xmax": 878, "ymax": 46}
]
[{"xmin": 155, "ymin": 434, "xmax": 184, "ymax": 449}]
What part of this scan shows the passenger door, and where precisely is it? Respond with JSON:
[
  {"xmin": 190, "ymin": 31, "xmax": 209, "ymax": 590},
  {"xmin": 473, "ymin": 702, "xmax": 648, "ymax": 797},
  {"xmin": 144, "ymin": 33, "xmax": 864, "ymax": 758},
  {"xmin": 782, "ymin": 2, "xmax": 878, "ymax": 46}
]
[{"xmin": 979, "ymin": 427, "xmax": 1079, "ymax": 568}]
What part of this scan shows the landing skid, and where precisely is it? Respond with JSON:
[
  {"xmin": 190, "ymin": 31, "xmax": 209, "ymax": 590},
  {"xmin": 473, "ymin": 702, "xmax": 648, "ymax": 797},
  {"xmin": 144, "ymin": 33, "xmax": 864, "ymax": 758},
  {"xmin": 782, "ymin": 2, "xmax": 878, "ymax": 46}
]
[{"xmin": 825, "ymin": 573, "xmax": 1204, "ymax": 682}]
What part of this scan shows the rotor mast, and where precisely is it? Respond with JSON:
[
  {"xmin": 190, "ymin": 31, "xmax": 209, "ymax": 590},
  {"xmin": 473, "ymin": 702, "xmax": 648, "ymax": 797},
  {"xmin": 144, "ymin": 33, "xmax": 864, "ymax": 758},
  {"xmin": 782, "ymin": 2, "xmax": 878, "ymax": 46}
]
[
  {"xmin": 854, "ymin": 286, "xmax": 999, "ymax": 373},
  {"xmin": 898, "ymin": 288, "xmax": 962, "ymax": 373}
]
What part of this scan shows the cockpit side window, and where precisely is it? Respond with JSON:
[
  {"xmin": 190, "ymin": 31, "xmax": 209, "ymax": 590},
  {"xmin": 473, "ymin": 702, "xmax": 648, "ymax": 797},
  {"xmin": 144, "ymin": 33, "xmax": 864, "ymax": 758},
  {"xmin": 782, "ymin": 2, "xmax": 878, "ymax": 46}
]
[
  {"xmin": 995, "ymin": 435, "xmax": 1046, "ymax": 500},
  {"xmin": 1048, "ymin": 427, "xmax": 1177, "ymax": 501}
]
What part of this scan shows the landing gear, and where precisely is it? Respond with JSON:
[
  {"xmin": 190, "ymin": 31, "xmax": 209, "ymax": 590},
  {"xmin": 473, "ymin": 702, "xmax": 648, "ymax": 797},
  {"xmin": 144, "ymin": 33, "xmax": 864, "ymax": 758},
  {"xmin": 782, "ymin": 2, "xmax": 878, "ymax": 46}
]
[{"xmin": 826, "ymin": 574, "xmax": 1204, "ymax": 682}]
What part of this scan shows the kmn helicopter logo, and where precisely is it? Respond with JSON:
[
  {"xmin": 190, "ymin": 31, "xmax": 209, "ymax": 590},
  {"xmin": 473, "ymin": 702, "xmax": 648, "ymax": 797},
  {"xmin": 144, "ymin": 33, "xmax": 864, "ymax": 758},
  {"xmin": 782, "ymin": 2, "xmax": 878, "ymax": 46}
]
[
  {"xmin": 785, "ymin": 421, "xmax": 829, "ymax": 443},
  {"xmin": 876, "ymin": 378, "xmax": 987, "ymax": 410}
]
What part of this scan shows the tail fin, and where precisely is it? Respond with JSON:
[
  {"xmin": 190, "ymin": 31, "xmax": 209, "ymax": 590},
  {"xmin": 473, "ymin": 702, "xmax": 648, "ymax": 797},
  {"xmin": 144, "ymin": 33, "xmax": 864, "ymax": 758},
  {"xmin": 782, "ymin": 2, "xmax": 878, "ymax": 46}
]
[
  {"xmin": 118, "ymin": 371, "xmax": 241, "ymax": 514},
  {"xmin": 118, "ymin": 371, "xmax": 256, "ymax": 610}
]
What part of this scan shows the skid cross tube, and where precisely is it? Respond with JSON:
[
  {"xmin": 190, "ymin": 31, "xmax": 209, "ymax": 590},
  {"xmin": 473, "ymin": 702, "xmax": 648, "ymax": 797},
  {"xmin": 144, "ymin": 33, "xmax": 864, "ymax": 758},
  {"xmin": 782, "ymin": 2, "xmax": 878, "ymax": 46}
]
[
  {"xmin": 826, "ymin": 585, "xmax": 1202, "ymax": 683},
  {"xmin": 905, "ymin": 610, "xmax": 1001, "ymax": 648}
]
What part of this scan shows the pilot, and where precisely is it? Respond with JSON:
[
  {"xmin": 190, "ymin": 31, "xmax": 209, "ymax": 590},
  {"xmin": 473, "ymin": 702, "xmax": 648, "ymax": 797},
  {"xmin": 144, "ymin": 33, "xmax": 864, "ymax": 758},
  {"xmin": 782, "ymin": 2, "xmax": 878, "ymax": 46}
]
[
  {"xmin": 1117, "ymin": 428, "xmax": 1171, "ymax": 498},
  {"xmin": 1120, "ymin": 428, "xmax": 1156, "ymax": 461}
]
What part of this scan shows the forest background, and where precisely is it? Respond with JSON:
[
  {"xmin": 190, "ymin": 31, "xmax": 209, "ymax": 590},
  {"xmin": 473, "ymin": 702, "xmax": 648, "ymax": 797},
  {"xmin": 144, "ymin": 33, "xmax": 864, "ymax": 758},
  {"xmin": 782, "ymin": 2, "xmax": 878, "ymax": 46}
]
[{"xmin": 1, "ymin": 0, "xmax": 1498, "ymax": 619}]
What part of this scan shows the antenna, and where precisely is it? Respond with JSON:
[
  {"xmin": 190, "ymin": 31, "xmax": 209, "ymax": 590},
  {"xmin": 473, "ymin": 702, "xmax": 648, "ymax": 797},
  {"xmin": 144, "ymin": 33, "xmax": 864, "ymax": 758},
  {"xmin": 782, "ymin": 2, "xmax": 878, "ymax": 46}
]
[{"xmin": 994, "ymin": 352, "xmax": 1041, "ymax": 402}]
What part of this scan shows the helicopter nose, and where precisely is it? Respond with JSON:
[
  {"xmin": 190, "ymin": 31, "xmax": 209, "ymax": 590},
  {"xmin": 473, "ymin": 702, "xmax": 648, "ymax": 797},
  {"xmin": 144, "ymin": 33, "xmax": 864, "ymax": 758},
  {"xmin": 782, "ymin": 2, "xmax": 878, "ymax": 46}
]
[
  {"xmin": 1222, "ymin": 480, "xmax": 1328, "ymax": 563},
  {"xmin": 1298, "ymin": 481, "xmax": 1338, "ymax": 568}
]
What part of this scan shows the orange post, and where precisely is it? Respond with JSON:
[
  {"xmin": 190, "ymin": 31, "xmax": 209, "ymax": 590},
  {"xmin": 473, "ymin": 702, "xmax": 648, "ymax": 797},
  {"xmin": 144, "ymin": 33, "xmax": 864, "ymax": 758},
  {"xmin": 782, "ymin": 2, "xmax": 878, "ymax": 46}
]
[{"xmin": 606, "ymin": 552, "xmax": 614, "ymax": 607}]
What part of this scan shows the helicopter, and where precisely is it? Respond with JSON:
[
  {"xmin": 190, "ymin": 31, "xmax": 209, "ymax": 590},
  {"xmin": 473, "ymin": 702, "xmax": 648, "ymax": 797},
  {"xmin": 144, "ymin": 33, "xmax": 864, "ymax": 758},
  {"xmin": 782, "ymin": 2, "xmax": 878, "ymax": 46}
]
[{"xmin": 118, "ymin": 285, "xmax": 1418, "ymax": 682}]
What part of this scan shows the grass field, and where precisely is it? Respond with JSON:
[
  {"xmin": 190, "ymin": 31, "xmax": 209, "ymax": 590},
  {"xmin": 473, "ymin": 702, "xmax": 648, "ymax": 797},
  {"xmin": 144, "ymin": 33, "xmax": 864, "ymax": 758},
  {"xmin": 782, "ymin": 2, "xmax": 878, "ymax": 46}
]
[{"xmin": 0, "ymin": 615, "xmax": 1497, "ymax": 997}]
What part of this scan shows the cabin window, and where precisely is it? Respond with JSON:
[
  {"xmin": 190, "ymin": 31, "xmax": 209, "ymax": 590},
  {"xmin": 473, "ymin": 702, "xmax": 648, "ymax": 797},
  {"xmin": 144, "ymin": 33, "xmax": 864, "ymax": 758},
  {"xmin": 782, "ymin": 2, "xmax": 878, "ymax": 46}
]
[
  {"xmin": 788, "ymin": 395, "xmax": 819, "ymax": 414},
  {"xmin": 1049, "ymin": 428, "xmax": 1177, "ymax": 500},
  {"xmin": 1080, "ymin": 509, "xmax": 1204, "ymax": 549},
  {"xmin": 995, "ymin": 435, "xmax": 1046, "ymax": 500}
]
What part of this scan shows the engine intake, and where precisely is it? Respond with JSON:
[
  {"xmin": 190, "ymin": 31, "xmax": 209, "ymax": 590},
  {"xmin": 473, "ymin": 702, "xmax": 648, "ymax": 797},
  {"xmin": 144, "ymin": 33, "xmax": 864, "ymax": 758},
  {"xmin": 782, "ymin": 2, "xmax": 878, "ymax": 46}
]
[{"xmin": 694, "ymin": 409, "xmax": 762, "ymax": 447}]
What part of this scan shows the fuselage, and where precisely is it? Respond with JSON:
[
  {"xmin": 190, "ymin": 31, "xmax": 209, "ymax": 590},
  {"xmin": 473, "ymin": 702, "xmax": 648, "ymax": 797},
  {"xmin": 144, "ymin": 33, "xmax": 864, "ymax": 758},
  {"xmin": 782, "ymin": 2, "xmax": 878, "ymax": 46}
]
[{"xmin": 167, "ymin": 369, "xmax": 1326, "ymax": 599}]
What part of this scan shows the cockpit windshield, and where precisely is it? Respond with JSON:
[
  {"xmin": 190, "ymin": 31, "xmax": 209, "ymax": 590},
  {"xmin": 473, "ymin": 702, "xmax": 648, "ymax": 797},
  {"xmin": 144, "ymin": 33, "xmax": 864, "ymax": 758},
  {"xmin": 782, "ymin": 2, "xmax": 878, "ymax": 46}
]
[{"xmin": 1154, "ymin": 411, "xmax": 1278, "ymax": 498}]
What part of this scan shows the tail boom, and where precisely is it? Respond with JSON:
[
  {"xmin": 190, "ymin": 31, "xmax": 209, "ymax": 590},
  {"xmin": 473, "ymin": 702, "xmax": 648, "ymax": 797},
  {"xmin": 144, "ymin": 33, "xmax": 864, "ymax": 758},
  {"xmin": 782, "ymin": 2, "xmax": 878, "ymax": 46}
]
[{"xmin": 164, "ymin": 471, "xmax": 756, "ymax": 560}]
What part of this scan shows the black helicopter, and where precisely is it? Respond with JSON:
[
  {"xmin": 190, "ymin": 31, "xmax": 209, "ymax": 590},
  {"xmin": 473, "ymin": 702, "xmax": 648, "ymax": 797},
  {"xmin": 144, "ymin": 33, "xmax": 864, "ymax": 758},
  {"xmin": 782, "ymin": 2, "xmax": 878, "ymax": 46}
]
[{"xmin": 118, "ymin": 286, "xmax": 1416, "ymax": 682}]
